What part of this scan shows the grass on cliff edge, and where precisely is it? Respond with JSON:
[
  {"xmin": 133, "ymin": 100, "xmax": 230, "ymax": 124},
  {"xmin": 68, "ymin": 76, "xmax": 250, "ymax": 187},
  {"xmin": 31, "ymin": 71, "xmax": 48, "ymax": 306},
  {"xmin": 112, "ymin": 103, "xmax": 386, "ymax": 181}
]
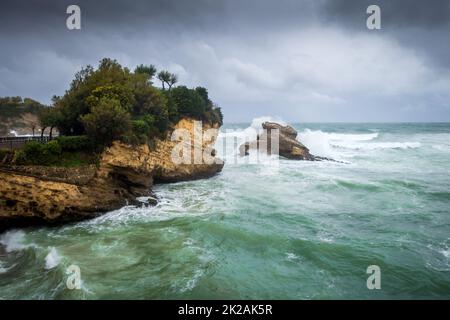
[
  {"xmin": 13, "ymin": 149, "xmax": 97, "ymax": 168},
  {"xmin": 52, "ymin": 151, "xmax": 98, "ymax": 168},
  {"xmin": 11, "ymin": 139, "xmax": 99, "ymax": 168}
]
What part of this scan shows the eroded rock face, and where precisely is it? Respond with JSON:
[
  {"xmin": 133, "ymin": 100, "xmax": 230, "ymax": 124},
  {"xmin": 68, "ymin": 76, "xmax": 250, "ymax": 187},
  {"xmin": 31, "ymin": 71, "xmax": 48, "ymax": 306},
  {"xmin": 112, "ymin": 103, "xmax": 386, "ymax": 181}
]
[
  {"xmin": 0, "ymin": 118, "xmax": 223, "ymax": 229},
  {"xmin": 100, "ymin": 118, "xmax": 224, "ymax": 183},
  {"xmin": 240, "ymin": 121, "xmax": 314, "ymax": 160},
  {"xmin": 0, "ymin": 170, "xmax": 127, "ymax": 226}
]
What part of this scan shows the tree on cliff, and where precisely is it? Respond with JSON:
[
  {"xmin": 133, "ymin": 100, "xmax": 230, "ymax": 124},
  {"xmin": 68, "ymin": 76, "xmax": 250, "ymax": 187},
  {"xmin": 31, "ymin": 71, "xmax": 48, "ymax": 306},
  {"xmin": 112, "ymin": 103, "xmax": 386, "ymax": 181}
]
[
  {"xmin": 43, "ymin": 58, "xmax": 222, "ymax": 148},
  {"xmin": 157, "ymin": 71, "xmax": 177, "ymax": 91},
  {"xmin": 38, "ymin": 107, "xmax": 61, "ymax": 138},
  {"xmin": 134, "ymin": 64, "xmax": 157, "ymax": 83},
  {"xmin": 157, "ymin": 71, "xmax": 170, "ymax": 90},
  {"xmin": 133, "ymin": 86, "xmax": 170, "ymax": 133},
  {"xmin": 80, "ymin": 97, "xmax": 131, "ymax": 147},
  {"xmin": 170, "ymin": 86, "xmax": 207, "ymax": 118},
  {"xmin": 168, "ymin": 73, "xmax": 178, "ymax": 91},
  {"xmin": 54, "ymin": 58, "xmax": 133, "ymax": 135},
  {"xmin": 169, "ymin": 85, "xmax": 222, "ymax": 125}
]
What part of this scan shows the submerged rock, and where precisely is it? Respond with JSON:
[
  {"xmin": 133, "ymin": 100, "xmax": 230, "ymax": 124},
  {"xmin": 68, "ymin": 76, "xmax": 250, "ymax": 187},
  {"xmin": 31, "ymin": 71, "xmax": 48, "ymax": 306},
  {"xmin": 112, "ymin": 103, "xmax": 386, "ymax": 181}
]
[{"xmin": 0, "ymin": 118, "xmax": 224, "ymax": 229}]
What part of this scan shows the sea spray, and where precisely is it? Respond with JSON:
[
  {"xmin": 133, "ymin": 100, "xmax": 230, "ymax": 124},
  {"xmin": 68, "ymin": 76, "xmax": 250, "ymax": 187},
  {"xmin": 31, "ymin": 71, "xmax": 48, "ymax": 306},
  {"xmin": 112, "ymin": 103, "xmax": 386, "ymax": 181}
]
[
  {"xmin": 45, "ymin": 247, "xmax": 62, "ymax": 270},
  {"xmin": 0, "ymin": 230, "xmax": 29, "ymax": 252}
]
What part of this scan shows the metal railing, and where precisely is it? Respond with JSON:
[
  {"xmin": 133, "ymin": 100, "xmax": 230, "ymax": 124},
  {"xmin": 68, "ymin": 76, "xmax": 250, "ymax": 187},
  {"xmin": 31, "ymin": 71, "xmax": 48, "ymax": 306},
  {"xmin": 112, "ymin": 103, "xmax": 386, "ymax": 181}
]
[{"xmin": 0, "ymin": 136, "xmax": 52, "ymax": 150}]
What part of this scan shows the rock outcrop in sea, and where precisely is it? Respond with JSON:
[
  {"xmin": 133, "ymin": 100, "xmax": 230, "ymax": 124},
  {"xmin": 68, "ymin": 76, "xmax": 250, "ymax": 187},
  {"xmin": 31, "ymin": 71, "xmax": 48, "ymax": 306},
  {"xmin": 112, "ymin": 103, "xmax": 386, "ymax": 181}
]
[
  {"xmin": 0, "ymin": 118, "xmax": 223, "ymax": 229},
  {"xmin": 239, "ymin": 121, "xmax": 315, "ymax": 160}
]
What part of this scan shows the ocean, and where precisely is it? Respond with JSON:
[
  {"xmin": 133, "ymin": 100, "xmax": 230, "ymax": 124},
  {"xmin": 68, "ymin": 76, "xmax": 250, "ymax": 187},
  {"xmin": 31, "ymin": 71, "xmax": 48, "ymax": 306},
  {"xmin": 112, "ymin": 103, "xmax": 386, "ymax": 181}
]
[{"xmin": 1, "ymin": 120, "xmax": 450, "ymax": 299}]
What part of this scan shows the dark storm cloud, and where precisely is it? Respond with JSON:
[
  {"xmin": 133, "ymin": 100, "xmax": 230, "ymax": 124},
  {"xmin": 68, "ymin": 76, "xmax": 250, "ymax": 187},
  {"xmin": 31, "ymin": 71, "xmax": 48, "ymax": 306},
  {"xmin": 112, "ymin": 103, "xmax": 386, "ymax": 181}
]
[
  {"xmin": 324, "ymin": 0, "xmax": 450, "ymax": 28},
  {"xmin": 0, "ymin": 0, "xmax": 318, "ymax": 33},
  {"xmin": 0, "ymin": 0, "xmax": 449, "ymax": 122},
  {"xmin": 322, "ymin": 0, "xmax": 450, "ymax": 70}
]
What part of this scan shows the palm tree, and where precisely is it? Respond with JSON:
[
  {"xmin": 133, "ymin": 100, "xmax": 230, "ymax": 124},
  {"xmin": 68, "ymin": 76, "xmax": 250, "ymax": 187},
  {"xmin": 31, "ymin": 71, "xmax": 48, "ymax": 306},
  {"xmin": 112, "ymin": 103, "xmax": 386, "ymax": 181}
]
[
  {"xmin": 168, "ymin": 74, "xmax": 178, "ymax": 91},
  {"xmin": 157, "ymin": 71, "xmax": 171, "ymax": 90}
]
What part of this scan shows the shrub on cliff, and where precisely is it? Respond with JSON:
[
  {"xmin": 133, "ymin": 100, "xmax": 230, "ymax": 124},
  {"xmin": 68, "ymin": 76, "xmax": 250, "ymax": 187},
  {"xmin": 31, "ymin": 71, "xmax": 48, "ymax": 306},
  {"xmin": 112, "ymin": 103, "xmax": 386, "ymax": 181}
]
[
  {"xmin": 169, "ymin": 86, "xmax": 207, "ymax": 118},
  {"xmin": 55, "ymin": 135, "xmax": 93, "ymax": 151},
  {"xmin": 167, "ymin": 86, "xmax": 223, "ymax": 125},
  {"xmin": 133, "ymin": 86, "xmax": 170, "ymax": 134},
  {"xmin": 15, "ymin": 140, "xmax": 62, "ymax": 165}
]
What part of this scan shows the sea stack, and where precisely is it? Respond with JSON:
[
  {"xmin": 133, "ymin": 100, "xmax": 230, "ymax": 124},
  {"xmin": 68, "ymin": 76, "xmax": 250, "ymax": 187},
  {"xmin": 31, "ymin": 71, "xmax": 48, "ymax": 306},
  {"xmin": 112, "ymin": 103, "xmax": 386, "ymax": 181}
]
[{"xmin": 239, "ymin": 121, "xmax": 314, "ymax": 160}]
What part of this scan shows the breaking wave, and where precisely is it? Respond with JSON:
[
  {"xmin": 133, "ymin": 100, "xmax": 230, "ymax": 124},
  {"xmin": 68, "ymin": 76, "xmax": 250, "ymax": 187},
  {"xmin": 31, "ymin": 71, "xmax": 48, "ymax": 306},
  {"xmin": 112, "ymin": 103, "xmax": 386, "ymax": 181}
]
[
  {"xmin": 218, "ymin": 118, "xmax": 423, "ymax": 161},
  {"xmin": 45, "ymin": 247, "xmax": 62, "ymax": 270},
  {"xmin": 298, "ymin": 129, "xmax": 420, "ymax": 157},
  {"xmin": 0, "ymin": 230, "xmax": 31, "ymax": 252}
]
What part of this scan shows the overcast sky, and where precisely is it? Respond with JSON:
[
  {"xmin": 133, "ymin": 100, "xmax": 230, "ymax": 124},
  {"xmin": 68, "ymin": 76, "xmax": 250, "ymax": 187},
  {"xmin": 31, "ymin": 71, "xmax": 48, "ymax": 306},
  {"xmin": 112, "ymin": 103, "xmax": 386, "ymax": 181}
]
[{"xmin": 1, "ymin": 0, "xmax": 449, "ymax": 122}]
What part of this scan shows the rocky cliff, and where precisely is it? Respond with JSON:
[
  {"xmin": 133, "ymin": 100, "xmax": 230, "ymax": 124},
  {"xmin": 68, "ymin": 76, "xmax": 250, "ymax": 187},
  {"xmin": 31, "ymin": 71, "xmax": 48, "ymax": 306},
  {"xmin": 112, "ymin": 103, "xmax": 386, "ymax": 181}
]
[{"xmin": 0, "ymin": 118, "xmax": 223, "ymax": 229}]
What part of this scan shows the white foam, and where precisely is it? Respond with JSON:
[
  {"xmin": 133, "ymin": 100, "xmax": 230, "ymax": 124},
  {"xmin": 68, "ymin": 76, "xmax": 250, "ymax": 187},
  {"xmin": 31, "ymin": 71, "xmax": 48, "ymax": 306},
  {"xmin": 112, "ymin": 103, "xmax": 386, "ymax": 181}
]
[
  {"xmin": 8, "ymin": 130, "xmax": 32, "ymax": 137},
  {"xmin": 45, "ymin": 247, "xmax": 61, "ymax": 270},
  {"xmin": 332, "ymin": 141, "xmax": 421, "ymax": 151},
  {"xmin": 286, "ymin": 252, "xmax": 300, "ymax": 261},
  {"xmin": 216, "ymin": 116, "xmax": 290, "ymax": 164},
  {"xmin": 297, "ymin": 129, "xmax": 420, "ymax": 157},
  {"xmin": 218, "ymin": 116, "xmax": 286, "ymax": 144},
  {"xmin": 442, "ymin": 250, "xmax": 450, "ymax": 259},
  {"xmin": 0, "ymin": 230, "xmax": 29, "ymax": 252},
  {"xmin": 0, "ymin": 261, "xmax": 9, "ymax": 273},
  {"xmin": 297, "ymin": 129, "xmax": 341, "ymax": 157},
  {"xmin": 179, "ymin": 269, "xmax": 204, "ymax": 293}
]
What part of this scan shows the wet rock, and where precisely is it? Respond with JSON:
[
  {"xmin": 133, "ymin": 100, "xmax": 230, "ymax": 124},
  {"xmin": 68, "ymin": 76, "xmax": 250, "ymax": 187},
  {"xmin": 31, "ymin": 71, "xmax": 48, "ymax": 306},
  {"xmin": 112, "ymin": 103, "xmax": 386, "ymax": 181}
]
[
  {"xmin": 240, "ymin": 121, "xmax": 314, "ymax": 160},
  {"xmin": 0, "ymin": 118, "xmax": 224, "ymax": 228}
]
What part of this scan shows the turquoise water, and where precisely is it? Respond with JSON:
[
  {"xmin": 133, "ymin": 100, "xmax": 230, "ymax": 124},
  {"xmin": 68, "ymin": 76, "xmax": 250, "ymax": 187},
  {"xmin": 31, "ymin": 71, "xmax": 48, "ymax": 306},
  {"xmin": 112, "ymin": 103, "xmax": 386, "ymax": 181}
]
[{"xmin": 1, "ymin": 121, "xmax": 450, "ymax": 299}]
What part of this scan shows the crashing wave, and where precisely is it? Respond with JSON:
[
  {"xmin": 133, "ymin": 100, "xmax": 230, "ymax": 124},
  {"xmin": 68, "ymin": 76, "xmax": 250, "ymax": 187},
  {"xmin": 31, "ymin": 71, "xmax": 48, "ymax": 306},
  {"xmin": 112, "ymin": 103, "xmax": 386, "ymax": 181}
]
[{"xmin": 45, "ymin": 247, "xmax": 62, "ymax": 270}]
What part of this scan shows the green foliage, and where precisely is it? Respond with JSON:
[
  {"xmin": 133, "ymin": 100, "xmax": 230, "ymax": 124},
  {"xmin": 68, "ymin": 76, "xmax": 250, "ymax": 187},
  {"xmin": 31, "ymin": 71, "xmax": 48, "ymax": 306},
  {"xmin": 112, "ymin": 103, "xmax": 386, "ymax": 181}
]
[
  {"xmin": 55, "ymin": 151, "xmax": 97, "ymax": 168},
  {"xmin": 55, "ymin": 58, "xmax": 134, "ymax": 135},
  {"xmin": 133, "ymin": 86, "xmax": 167, "ymax": 115},
  {"xmin": 38, "ymin": 107, "xmax": 62, "ymax": 137},
  {"xmin": 15, "ymin": 141, "xmax": 62, "ymax": 165},
  {"xmin": 86, "ymin": 84, "xmax": 135, "ymax": 112},
  {"xmin": 133, "ymin": 86, "xmax": 169, "ymax": 134},
  {"xmin": 124, "ymin": 114, "xmax": 165, "ymax": 145},
  {"xmin": 157, "ymin": 71, "xmax": 171, "ymax": 90},
  {"xmin": 55, "ymin": 135, "xmax": 93, "ymax": 151},
  {"xmin": 45, "ymin": 140, "xmax": 62, "ymax": 155},
  {"xmin": 157, "ymin": 70, "xmax": 177, "ymax": 90},
  {"xmin": 134, "ymin": 64, "xmax": 157, "ymax": 80},
  {"xmin": 170, "ymin": 86, "xmax": 207, "ymax": 118},
  {"xmin": 20, "ymin": 57, "xmax": 223, "ymax": 155},
  {"xmin": 168, "ymin": 86, "xmax": 223, "ymax": 125},
  {"xmin": 131, "ymin": 119, "xmax": 151, "ymax": 136},
  {"xmin": 202, "ymin": 106, "xmax": 224, "ymax": 126},
  {"xmin": 15, "ymin": 142, "xmax": 95, "ymax": 167},
  {"xmin": 129, "ymin": 119, "xmax": 151, "ymax": 144},
  {"xmin": 0, "ymin": 97, "xmax": 45, "ymax": 118},
  {"xmin": 80, "ymin": 97, "xmax": 131, "ymax": 147},
  {"xmin": 162, "ymin": 92, "xmax": 178, "ymax": 123}
]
